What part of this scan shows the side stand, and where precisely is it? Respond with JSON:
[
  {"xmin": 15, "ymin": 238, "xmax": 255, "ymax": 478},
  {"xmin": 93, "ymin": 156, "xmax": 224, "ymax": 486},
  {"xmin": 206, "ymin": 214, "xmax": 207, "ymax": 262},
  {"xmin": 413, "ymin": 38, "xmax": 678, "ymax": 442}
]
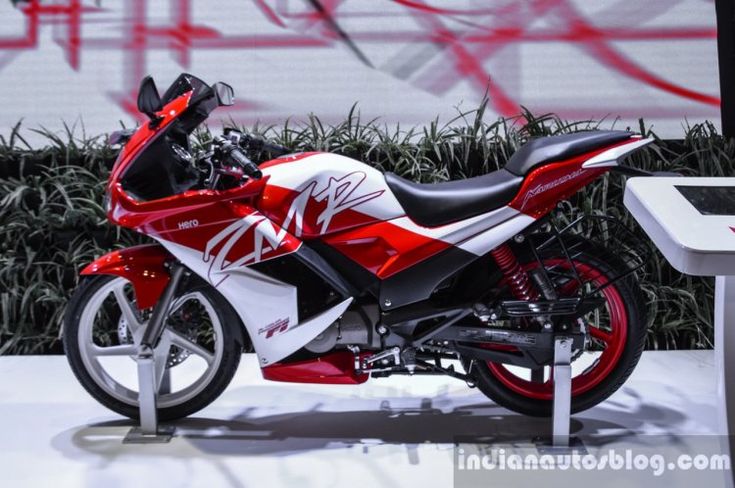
[{"xmin": 123, "ymin": 263, "xmax": 185, "ymax": 444}]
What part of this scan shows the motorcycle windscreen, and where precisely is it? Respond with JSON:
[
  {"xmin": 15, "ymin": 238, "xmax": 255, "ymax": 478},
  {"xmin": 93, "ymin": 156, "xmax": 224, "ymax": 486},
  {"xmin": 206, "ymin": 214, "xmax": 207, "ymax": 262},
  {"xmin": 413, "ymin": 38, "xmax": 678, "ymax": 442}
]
[{"xmin": 119, "ymin": 75, "xmax": 219, "ymax": 201}]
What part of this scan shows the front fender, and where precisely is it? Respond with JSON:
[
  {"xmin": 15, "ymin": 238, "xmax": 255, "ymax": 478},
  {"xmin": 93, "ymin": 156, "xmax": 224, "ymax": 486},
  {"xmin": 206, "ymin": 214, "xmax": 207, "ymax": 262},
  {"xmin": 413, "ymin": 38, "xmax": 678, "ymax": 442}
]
[{"xmin": 81, "ymin": 244, "xmax": 171, "ymax": 309}]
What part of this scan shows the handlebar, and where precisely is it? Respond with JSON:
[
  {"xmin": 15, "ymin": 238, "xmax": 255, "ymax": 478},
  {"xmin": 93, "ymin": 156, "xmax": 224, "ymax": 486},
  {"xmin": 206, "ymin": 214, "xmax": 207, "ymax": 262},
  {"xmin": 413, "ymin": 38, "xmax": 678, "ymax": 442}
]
[
  {"xmin": 214, "ymin": 136, "xmax": 262, "ymax": 179},
  {"xmin": 222, "ymin": 128, "xmax": 290, "ymax": 156}
]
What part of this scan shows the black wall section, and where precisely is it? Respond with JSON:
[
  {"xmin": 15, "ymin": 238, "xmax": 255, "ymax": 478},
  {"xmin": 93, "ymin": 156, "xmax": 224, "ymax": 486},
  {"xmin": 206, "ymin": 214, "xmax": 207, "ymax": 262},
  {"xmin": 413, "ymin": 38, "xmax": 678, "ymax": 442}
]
[{"xmin": 716, "ymin": 0, "xmax": 735, "ymax": 138}]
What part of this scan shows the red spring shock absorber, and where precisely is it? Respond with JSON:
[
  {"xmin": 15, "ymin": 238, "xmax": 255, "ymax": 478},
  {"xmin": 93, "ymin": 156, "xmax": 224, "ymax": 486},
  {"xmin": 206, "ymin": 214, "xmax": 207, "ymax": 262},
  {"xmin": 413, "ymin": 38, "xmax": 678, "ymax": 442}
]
[{"xmin": 490, "ymin": 244, "xmax": 537, "ymax": 301}]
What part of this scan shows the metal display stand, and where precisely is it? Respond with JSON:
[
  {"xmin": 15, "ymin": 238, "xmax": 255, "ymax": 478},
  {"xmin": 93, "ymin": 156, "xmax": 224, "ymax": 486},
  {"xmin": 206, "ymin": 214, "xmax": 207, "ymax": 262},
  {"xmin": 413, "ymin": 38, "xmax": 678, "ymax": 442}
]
[
  {"xmin": 121, "ymin": 339, "xmax": 575, "ymax": 447},
  {"xmin": 123, "ymin": 351, "xmax": 175, "ymax": 444},
  {"xmin": 122, "ymin": 336, "xmax": 575, "ymax": 447},
  {"xmin": 551, "ymin": 337, "xmax": 573, "ymax": 447},
  {"xmin": 117, "ymin": 261, "xmax": 575, "ymax": 446},
  {"xmin": 122, "ymin": 264, "xmax": 185, "ymax": 444}
]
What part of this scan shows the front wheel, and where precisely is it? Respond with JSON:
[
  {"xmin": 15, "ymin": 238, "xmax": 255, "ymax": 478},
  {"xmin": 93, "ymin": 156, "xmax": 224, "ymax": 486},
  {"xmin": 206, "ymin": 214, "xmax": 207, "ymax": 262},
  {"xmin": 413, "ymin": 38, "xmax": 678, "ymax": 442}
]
[
  {"xmin": 469, "ymin": 244, "xmax": 648, "ymax": 417},
  {"xmin": 63, "ymin": 274, "xmax": 245, "ymax": 421}
]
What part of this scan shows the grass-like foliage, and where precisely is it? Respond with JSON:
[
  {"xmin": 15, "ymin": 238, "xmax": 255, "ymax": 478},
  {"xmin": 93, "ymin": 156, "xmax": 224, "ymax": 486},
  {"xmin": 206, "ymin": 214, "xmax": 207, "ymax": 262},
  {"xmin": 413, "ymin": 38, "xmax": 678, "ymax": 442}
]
[{"xmin": 0, "ymin": 104, "xmax": 732, "ymax": 354}]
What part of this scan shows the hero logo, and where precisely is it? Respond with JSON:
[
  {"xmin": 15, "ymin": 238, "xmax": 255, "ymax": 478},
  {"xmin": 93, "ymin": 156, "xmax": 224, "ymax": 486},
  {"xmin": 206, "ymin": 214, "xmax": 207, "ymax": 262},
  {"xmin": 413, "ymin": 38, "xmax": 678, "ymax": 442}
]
[
  {"xmin": 178, "ymin": 219, "xmax": 199, "ymax": 230},
  {"xmin": 521, "ymin": 168, "xmax": 586, "ymax": 208},
  {"xmin": 258, "ymin": 317, "xmax": 290, "ymax": 339}
]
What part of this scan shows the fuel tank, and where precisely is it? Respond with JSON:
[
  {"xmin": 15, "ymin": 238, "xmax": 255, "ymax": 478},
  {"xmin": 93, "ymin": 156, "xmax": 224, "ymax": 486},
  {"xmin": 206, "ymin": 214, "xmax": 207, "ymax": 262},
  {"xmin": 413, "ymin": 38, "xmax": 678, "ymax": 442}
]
[{"xmin": 257, "ymin": 152, "xmax": 405, "ymax": 239}]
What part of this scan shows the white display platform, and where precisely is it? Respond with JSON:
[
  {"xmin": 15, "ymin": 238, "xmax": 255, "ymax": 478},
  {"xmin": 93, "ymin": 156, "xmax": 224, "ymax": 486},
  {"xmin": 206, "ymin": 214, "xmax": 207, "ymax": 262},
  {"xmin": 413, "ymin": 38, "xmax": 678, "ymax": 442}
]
[
  {"xmin": 625, "ymin": 177, "xmax": 735, "ymax": 488},
  {"xmin": 624, "ymin": 177, "xmax": 735, "ymax": 275},
  {"xmin": 0, "ymin": 352, "xmax": 723, "ymax": 488}
]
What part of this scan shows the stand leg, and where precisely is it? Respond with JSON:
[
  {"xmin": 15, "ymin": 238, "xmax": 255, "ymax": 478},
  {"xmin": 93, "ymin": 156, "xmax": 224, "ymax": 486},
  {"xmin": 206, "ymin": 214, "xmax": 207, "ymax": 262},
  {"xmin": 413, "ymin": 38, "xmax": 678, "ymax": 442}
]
[
  {"xmin": 123, "ymin": 264, "xmax": 185, "ymax": 445},
  {"xmin": 552, "ymin": 336, "xmax": 573, "ymax": 447},
  {"xmin": 714, "ymin": 276, "xmax": 735, "ymax": 487},
  {"xmin": 122, "ymin": 346, "xmax": 175, "ymax": 444},
  {"xmin": 137, "ymin": 347, "xmax": 158, "ymax": 435}
]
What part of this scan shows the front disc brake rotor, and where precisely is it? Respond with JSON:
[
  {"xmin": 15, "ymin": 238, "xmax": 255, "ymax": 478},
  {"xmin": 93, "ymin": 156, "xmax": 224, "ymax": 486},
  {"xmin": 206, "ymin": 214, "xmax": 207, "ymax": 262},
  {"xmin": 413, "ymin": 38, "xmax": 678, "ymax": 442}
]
[{"xmin": 116, "ymin": 301, "xmax": 202, "ymax": 368}]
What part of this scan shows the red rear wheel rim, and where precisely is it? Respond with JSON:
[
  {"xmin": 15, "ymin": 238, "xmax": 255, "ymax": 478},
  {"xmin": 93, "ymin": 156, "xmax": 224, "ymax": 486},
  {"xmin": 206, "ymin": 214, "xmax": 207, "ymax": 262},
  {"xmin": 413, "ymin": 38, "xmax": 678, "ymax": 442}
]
[{"xmin": 486, "ymin": 259, "xmax": 628, "ymax": 401}]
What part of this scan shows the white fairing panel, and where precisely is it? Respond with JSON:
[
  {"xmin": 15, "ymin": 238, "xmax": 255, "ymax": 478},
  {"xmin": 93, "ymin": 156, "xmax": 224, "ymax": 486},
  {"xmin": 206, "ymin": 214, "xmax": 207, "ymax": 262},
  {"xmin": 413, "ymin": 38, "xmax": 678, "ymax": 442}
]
[
  {"xmin": 582, "ymin": 137, "xmax": 655, "ymax": 168},
  {"xmin": 456, "ymin": 213, "xmax": 536, "ymax": 255},
  {"xmin": 263, "ymin": 152, "xmax": 405, "ymax": 223},
  {"xmin": 390, "ymin": 206, "xmax": 534, "ymax": 254},
  {"xmin": 157, "ymin": 239, "xmax": 352, "ymax": 365}
]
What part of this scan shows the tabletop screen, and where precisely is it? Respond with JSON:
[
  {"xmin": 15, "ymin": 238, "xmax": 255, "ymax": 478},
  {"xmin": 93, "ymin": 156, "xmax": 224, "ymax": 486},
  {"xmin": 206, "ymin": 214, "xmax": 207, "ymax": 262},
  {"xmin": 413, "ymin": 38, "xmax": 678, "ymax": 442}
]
[{"xmin": 676, "ymin": 186, "xmax": 735, "ymax": 215}]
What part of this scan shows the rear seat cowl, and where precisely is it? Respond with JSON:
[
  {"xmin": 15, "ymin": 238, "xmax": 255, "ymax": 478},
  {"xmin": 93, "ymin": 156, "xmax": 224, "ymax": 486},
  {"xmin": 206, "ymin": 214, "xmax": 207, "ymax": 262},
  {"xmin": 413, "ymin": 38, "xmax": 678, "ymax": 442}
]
[{"xmin": 504, "ymin": 131, "xmax": 633, "ymax": 176}]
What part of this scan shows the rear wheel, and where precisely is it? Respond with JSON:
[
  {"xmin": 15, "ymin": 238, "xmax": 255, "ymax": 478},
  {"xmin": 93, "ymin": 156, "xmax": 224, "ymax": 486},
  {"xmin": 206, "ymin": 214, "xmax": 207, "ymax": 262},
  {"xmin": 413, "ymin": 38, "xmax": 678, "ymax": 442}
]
[
  {"xmin": 63, "ymin": 274, "xmax": 245, "ymax": 421},
  {"xmin": 470, "ymin": 245, "xmax": 647, "ymax": 417}
]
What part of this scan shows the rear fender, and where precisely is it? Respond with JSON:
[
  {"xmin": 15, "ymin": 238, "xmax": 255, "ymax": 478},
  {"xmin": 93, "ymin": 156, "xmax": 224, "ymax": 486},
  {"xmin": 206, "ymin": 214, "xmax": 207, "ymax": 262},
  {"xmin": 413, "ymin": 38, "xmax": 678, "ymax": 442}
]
[{"xmin": 80, "ymin": 244, "xmax": 171, "ymax": 309}]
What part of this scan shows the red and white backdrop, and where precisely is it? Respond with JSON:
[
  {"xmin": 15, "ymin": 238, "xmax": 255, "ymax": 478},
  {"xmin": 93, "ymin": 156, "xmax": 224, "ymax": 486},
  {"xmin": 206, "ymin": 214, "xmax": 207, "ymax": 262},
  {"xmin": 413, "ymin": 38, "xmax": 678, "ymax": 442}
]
[{"xmin": 0, "ymin": 0, "xmax": 721, "ymax": 138}]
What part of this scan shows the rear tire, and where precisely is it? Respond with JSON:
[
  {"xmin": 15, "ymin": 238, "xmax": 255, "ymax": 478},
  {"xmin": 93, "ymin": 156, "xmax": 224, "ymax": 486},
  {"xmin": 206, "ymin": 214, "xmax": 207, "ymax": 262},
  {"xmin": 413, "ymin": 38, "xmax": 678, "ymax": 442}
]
[{"xmin": 469, "ymin": 244, "xmax": 647, "ymax": 417}]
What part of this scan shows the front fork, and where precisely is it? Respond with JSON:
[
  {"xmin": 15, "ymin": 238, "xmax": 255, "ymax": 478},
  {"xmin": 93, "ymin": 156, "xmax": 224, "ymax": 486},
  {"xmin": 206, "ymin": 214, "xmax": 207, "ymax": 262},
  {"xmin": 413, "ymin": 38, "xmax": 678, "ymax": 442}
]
[{"xmin": 139, "ymin": 263, "xmax": 186, "ymax": 351}]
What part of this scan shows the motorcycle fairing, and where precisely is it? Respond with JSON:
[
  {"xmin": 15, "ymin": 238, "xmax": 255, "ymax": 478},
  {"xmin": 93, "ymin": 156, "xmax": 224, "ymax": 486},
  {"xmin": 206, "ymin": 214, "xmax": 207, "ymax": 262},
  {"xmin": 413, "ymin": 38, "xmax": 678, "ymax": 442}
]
[
  {"xmin": 156, "ymin": 238, "xmax": 353, "ymax": 365},
  {"xmin": 262, "ymin": 350, "xmax": 371, "ymax": 384},
  {"xmin": 108, "ymin": 90, "xmax": 194, "ymax": 188},
  {"xmin": 110, "ymin": 198, "xmax": 322, "ymax": 365},
  {"xmin": 106, "ymin": 154, "xmax": 537, "ymax": 363}
]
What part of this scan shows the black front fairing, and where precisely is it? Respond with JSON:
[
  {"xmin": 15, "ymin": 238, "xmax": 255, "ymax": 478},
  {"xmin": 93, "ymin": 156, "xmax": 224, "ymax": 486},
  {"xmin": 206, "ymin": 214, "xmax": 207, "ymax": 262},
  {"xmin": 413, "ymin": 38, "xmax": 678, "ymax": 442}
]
[
  {"xmin": 119, "ymin": 73, "xmax": 221, "ymax": 201},
  {"xmin": 118, "ymin": 131, "xmax": 198, "ymax": 201}
]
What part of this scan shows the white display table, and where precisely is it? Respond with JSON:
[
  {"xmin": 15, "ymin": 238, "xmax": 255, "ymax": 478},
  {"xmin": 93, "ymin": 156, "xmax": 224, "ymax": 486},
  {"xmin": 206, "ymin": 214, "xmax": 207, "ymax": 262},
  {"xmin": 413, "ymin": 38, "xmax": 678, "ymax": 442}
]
[{"xmin": 625, "ymin": 176, "xmax": 735, "ymax": 486}]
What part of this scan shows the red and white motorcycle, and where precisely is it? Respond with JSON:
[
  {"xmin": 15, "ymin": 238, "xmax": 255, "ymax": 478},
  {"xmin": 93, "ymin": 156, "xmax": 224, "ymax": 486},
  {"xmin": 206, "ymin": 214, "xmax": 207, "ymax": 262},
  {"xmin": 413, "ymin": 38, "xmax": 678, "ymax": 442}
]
[{"xmin": 64, "ymin": 73, "xmax": 653, "ymax": 420}]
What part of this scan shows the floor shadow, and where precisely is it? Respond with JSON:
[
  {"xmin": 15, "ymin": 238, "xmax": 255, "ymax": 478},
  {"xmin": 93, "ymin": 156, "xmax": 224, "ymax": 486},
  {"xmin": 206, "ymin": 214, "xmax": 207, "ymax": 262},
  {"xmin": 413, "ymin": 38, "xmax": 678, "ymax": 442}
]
[{"xmin": 53, "ymin": 384, "xmax": 692, "ymax": 460}]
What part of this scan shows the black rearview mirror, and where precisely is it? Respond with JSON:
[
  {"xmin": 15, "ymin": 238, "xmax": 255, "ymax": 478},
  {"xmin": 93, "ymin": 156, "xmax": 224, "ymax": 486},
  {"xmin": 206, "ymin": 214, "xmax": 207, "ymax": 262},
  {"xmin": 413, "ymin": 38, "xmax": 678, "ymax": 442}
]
[
  {"xmin": 213, "ymin": 82, "xmax": 235, "ymax": 106},
  {"xmin": 137, "ymin": 76, "xmax": 163, "ymax": 119}
]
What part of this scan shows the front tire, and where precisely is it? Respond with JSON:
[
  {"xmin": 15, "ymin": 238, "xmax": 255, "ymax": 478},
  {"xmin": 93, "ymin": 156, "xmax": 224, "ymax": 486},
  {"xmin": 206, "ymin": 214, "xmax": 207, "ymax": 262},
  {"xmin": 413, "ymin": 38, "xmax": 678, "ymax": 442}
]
[
  {"xmin": 469, "ymin": 244, "xmax": 647, "ymax": 417},
  {"xmin": 63, "ymin": 274, "xmax": 245, "ymax": 421}
]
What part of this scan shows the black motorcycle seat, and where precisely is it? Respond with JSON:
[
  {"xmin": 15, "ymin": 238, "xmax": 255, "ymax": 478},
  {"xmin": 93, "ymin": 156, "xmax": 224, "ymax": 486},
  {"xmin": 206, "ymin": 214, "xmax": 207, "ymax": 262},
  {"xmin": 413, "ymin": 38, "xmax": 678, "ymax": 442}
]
[
  {"xmin": 385, "ymin": 131, "xmax": 634, "ymax": 228},
  {"xmin": 384, "ymin": 168, "xmax": 523, "ymax": 228},
  {"xmin": 504, "ymin": 130, "xmax": 633, "ymax": 176}
]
